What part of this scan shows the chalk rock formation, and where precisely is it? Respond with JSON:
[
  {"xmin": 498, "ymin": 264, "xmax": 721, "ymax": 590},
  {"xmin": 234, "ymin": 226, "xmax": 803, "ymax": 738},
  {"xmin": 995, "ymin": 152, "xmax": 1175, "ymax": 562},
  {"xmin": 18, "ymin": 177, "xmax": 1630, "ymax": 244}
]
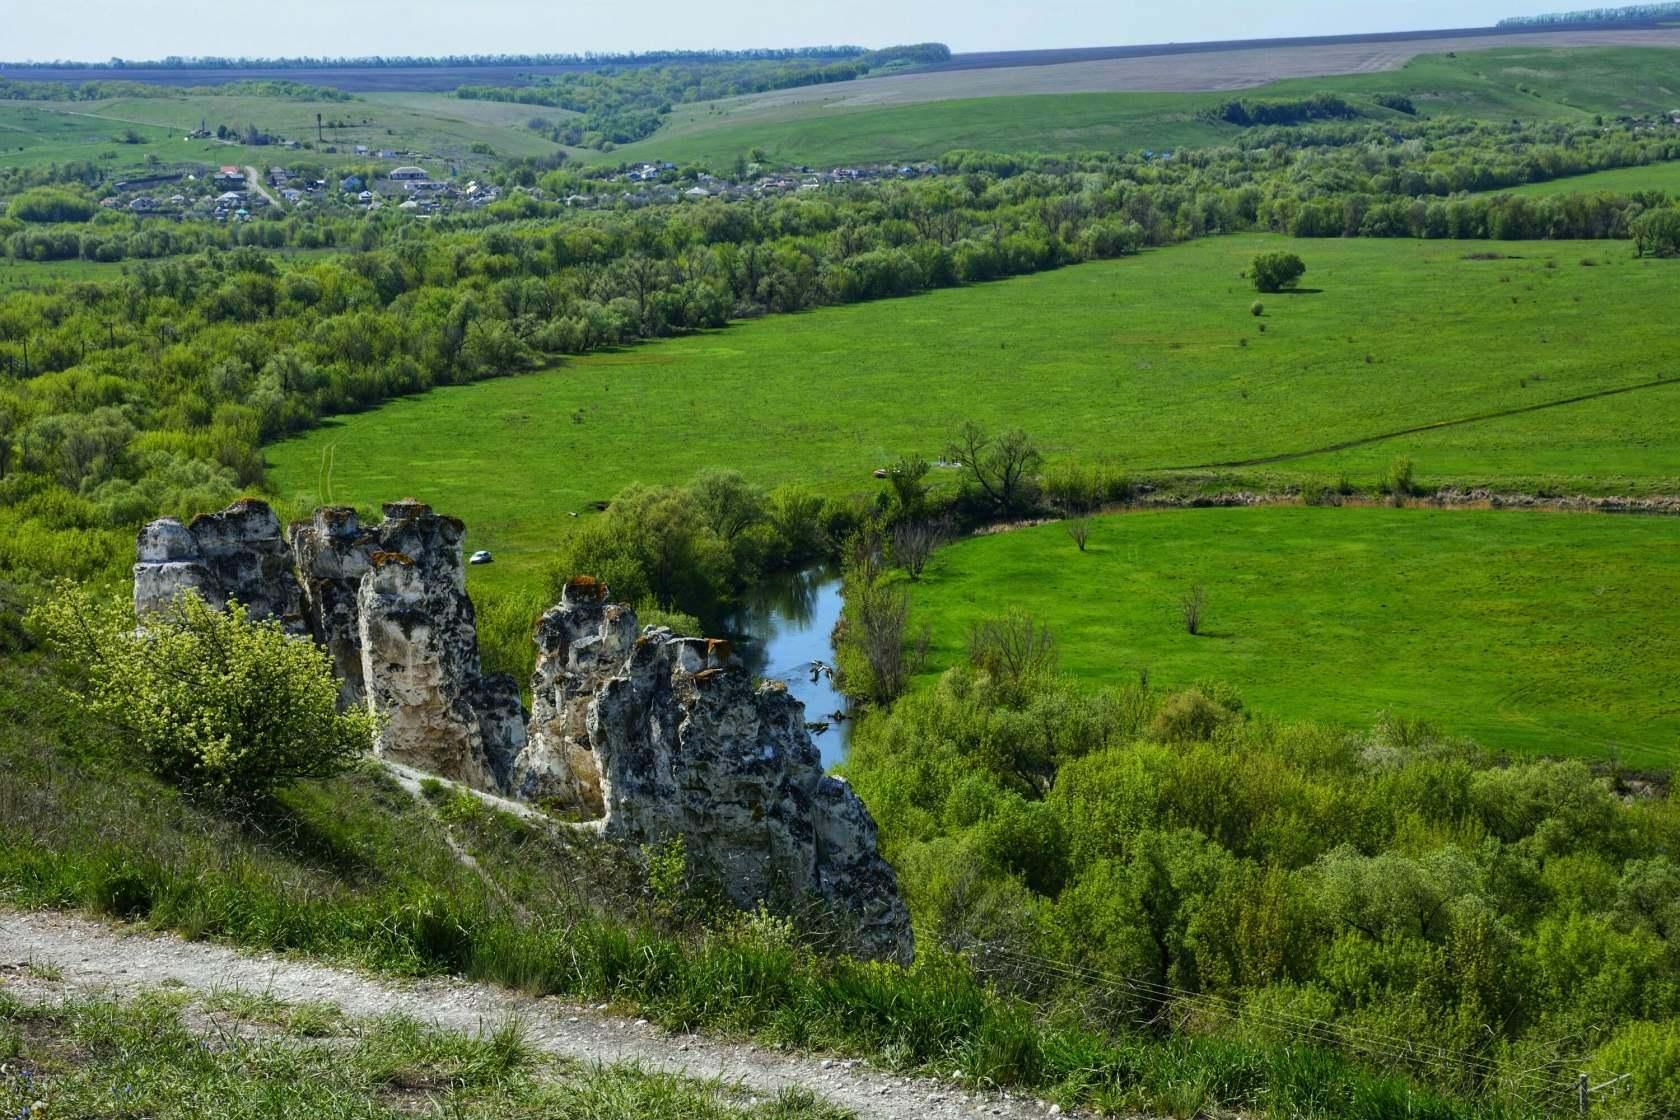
[
  {"xmin": 133, "ymin": 498, "xmax": 300, "ymax": 626},
  {"xmin": 291, "ymin": 506, "xmax": 378, "ymax": 706},
  {"xmin": 578, "ymin": 608, "xmax": 913, "ymax": 962},
  {"xmin": 134, "ymin": 501, "xmax": 911, "ymax": 961},
  {"xmin": 512, "ymin": 576, "xmax": 638, "ymax": 813},
  {"xmin": 352, "ymin": 501, "xmax": 526, "ymax": 791}
]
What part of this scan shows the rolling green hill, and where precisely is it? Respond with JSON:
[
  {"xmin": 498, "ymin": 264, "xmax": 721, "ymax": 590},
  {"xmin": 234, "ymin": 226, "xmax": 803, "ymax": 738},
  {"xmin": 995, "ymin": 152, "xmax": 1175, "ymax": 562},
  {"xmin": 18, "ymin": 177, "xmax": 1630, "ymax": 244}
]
[
  {"xmin": 594, "ymin": 46, "xmax": 1680, "ymax": 167},
  {"xmin": 0, "ymin": 89, "xmax": 566, "ymax": 176}
]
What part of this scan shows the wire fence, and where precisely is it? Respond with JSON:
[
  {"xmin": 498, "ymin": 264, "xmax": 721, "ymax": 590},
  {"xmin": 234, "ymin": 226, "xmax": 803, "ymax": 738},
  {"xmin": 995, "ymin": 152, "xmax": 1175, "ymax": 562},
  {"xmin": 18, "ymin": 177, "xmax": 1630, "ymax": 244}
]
[{"xmin": 963, "ymin": 940, "xmax": 1643, "ymax": 1117}]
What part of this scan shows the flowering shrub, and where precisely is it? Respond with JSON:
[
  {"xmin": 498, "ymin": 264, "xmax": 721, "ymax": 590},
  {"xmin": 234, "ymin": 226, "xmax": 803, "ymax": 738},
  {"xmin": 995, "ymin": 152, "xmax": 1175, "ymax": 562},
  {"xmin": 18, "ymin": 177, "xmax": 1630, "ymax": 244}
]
[{"xmin": 30, "ymin": 583, "xmax": 374, "ymax": 800}]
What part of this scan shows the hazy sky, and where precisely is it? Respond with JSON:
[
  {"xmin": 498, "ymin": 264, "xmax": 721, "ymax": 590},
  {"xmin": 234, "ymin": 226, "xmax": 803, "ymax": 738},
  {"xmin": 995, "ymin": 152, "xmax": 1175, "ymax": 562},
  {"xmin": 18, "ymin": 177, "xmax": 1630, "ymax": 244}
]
[{"xmin": 5, "ymin": 1, "xmax": 1544, "ymax": 61}]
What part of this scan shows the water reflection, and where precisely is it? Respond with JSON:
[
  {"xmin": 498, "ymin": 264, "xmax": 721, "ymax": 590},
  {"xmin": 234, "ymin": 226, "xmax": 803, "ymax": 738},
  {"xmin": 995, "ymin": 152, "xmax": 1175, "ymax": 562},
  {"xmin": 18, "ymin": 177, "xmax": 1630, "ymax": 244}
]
[{"xmin": 717, "ymin": 565, "xmax": 851, "ymax": 768}]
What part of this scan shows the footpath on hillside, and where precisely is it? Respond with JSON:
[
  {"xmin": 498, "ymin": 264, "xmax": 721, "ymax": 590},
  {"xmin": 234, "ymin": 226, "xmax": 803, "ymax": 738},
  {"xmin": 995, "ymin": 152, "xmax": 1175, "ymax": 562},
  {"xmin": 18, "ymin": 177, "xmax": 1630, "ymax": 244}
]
[{"xmin": 0, "ymin": 908, "xmax": 1068, "ymax": 1120}]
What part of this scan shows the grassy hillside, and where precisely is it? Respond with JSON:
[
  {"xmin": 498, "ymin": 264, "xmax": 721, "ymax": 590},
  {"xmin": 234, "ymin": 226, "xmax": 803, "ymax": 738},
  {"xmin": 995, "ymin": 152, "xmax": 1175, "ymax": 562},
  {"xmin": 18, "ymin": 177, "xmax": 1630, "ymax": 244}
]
[
  {"xmin": 902, "ymin": 505, "xmax": 1680, "ymax": 765},
  {"xmin": 265, "ymin": 235, "xmax": 1680, "ymax": 591},
  {"xmin": 0, "ymin": 89, "xmax": 565, "ymax": 176},
  {"xmin": 595, "ymin": 46, "xmax": 1680, "ymax": 167},
  {"xmin": 0, "ymin": 660, "xmax": 1501, "ymax": 1119}
]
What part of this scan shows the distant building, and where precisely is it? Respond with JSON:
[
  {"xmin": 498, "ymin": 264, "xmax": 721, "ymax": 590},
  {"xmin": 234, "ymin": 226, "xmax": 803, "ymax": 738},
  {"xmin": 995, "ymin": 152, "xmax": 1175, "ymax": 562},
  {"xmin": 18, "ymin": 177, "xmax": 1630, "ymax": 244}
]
[
  {"xmin": 388, "ymin": 166, "xmax": 428, "ymax": 181},
  {"xmin": 213, "ymin": 166, "xmax": 246, "ymax": 189},
  {"xmin": 341, "ymin": 175, "xmax": 364, "ymax": 192}
]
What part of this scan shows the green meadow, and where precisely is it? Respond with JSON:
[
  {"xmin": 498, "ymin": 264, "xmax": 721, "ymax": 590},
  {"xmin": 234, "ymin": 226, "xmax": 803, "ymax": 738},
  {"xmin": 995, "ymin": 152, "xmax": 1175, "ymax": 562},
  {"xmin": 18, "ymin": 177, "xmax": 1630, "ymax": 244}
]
[
  {"xmin": 266, "ymin": 234, "xmax": 1680, "ymax": 592},
  {"xmin": 0, "ymin": 90, "xmax": 563, "ymax": 176},
  {"xmin": 906, "ymin": 505, "xmax": 1680, "ymax": 765},
  {"xmin": 598, "ymin": 46, "xmax": 1680, "ymax": 167},
  {"xmin": 1492, "ymin": 159, "xmax": 1680, "ymax": 197}
]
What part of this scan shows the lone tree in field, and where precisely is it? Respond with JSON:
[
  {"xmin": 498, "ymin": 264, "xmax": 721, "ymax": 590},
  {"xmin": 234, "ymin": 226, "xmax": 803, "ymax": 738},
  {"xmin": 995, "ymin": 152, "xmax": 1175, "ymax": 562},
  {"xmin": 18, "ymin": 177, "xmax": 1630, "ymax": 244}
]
[
  {"xmin": 947, "ymin": 421, "xmax": 1042, "ymax": 516},
  {"xmin": 1180, "ymin": 584, "xmax": 1208, "ymax": 635},
  {"xmin": 1251, "ymin": 251, "xmax": 1306, "ymax": 293}
]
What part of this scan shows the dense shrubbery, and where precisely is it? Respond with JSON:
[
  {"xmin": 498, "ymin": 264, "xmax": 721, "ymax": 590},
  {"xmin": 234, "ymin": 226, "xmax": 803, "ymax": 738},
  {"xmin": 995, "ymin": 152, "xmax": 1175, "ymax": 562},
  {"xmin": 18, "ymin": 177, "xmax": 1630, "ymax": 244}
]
[
  {"xmin": 844, "ymin": 662, "xmax": 1680, "ymax": 1109},
  {"xmin": 8, "ymin": 187, "xmax": 98, "ymax": 224},
  {"xmin": 546, "ymin": 470, "xmax": 854, "ymax": 624},
  {"xmin": 1632, "ymin": 205, "xmax": 1680, "ymax": 257},
  {"xmin": 29, "ymin": 584, "xmax": 375, "ymax": 799},
  {"xmin": 1209, "ymin": 94, "xmax": 1359, "ymax": 127}
]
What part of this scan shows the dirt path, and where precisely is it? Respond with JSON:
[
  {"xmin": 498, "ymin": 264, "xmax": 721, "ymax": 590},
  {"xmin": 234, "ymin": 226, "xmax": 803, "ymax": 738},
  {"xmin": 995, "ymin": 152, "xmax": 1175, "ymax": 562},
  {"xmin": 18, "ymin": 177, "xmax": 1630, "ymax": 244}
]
[
  {"xmin": 244, "ymin": 165, "xmax": 282, "ymax": 210},
  {"xmin": 0, "ymin": 909, "xmax": 1068, "ymax": 1120}
]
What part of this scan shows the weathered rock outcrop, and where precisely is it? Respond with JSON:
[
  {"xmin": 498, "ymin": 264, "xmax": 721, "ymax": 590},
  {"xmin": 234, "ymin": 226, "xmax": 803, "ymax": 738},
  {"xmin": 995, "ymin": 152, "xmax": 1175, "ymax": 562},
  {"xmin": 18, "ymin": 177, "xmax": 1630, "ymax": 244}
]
[
  {"xmin": 291, "ymin": 506, "xmax": 378, "ymax": 706},
  {"xmin": 357, "ymin": 549, "xmax": 525, "ymax": 791},
  {"xmin": 348, "ymin": 501, "xmax": 525, "ymax": 790},
  {"xmin": 134, "ymin": 498, "xmax": 300, "ymax": 626},
  {"xmin": 512, "ymin": 577, "xmax": 639, "ymax": 813},
  {"xmin": 137, "ymin": 498, "xmax": 527, "ymax": 793},
  {"xmin": 135, "ymin": 500, "xmax": 911, "ymax": 961},
  {"xmin": 512, "ymin": 589, "xmax": 913, "ymax": 963}
]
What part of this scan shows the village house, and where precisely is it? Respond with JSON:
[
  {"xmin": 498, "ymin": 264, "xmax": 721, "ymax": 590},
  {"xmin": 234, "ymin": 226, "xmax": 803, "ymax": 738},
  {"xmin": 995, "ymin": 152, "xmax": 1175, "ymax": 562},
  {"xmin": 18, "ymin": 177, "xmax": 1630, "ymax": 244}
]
[
  {"xmin": 213, "ymin": 166, "xmax": 246, "ymax": 189},
  {"xmin": 388, "ymin": 165, "xmax": 428, "ymax": 182}
]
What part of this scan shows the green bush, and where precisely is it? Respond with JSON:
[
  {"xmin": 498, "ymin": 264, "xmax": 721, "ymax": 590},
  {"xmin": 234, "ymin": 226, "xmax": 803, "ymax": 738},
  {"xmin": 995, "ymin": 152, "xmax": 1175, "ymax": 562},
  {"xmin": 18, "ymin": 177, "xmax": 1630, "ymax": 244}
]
[
  {"xmin": 29, "ymin": 583, "xmax": 374, "ymax": 800},
  {"xmin": 1382, "ymin": 457, "xmax": 1417, "ymax": 504},
  {"xmin": 1149, "ymin": 687, "xmax": 1235, "ymax": 742},
  {"xmin": 7, "ymin": 187, "xmax": 97, "ymax": 223},
  {"xmin": 1594, "ymin": 1019, "xmax": 1680, "ymax": 1114},
  {"xmin": 1251, "ymin": 252, "xmax": 1306, "ymax": 294}
]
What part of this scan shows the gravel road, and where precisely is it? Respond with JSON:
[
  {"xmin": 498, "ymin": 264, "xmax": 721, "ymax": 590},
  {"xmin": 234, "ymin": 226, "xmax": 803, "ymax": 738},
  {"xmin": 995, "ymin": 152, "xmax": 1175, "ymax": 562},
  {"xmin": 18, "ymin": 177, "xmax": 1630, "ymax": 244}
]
[{"xmin": 0, "ymin": 908, "xmax": 1073, "ymax": 1120}]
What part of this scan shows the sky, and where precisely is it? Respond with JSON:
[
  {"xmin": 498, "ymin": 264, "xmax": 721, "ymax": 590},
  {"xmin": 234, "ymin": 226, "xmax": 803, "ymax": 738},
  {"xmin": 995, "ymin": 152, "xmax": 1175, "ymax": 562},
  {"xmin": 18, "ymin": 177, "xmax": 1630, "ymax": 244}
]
[{"xmin": 3, "ymin": 1, "xmax": 1551, "ymax": 62}]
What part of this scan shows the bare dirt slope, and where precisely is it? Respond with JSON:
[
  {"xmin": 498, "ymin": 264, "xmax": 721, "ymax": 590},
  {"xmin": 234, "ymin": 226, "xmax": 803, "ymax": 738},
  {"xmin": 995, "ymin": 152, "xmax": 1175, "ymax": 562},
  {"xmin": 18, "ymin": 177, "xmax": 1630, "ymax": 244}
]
[
  {"xmin": 727, "ymin": 27, "xmax": 1680, "ymax": 109},
  {"xmin": 0, "ymin": 908, "xmax": 1067, "ymax": 1120}
]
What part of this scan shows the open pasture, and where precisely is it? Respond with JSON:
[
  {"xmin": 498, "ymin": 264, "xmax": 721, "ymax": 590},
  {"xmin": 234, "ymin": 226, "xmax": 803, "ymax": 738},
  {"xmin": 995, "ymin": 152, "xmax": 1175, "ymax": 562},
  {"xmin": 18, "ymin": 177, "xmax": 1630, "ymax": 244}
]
[
  {"xmin": 265, "ymin": 234, "xmax": 1680, "ymax": 590},
  {"xmin": 907, "ymin": 505, "xmax": 1680, "ymax": 764},
  {"xmin": 1488, "ymin": 159, "xmax": 1680, "ymax": 197},
  {"xmin": 0, "ymin": 89, "xmax": 564, "ymax": 176}
]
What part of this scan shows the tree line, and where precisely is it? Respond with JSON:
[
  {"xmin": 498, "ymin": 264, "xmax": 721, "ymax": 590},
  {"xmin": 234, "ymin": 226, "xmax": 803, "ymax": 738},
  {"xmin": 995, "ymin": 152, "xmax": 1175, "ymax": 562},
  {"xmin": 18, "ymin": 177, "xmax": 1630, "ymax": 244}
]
[{"xmin": 455, "ymin": 45, "xmax": 952, "ymax": 149}]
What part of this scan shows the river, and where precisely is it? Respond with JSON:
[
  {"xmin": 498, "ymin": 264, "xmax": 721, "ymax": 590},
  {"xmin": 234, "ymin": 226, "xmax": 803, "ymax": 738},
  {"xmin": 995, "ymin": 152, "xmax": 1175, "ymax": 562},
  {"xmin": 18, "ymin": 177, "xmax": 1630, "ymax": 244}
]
[{"xmin": 718, "ymin": 565, "xmax": 852, "ymax": 767}]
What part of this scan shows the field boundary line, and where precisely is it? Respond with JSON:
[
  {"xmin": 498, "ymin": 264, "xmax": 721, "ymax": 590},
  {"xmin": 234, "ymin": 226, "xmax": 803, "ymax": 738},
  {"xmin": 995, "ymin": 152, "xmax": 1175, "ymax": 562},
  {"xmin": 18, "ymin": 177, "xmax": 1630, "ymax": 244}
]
[{"xmin": 1149, "ymin": 377, "xmax": 1680, "ymax": 471}]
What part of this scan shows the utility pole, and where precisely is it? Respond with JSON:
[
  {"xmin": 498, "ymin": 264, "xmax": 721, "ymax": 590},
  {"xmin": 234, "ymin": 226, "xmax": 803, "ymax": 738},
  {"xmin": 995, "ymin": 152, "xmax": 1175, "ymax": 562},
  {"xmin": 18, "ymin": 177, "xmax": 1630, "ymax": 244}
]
[{"xmin": 317, "ymin": 113, "xmax": 324, "ymax": 144}]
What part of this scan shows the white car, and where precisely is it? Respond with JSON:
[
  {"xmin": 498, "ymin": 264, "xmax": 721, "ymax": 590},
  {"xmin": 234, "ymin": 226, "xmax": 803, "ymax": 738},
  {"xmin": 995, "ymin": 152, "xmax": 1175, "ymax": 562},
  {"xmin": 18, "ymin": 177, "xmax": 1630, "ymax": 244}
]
[{"xmin": 468, "ymin": 550, "xmax": 493, "ymax": 565}]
